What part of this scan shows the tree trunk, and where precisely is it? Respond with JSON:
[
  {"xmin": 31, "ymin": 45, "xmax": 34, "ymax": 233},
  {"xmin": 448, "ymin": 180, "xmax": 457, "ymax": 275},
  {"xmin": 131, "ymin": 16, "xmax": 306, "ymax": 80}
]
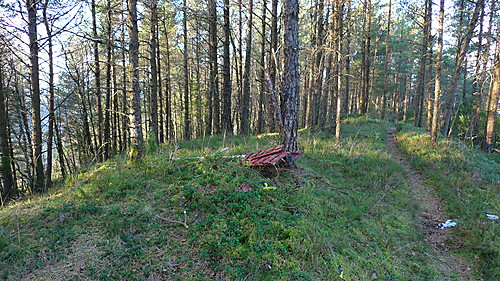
[
  {"xmin": 360, "ymin": 0, "xmax": 371, "ymax": 114},
  {"xmin": 91, "ymin": 0, "xmax": 103, "ymax": 160},
  {"xmin": 485, "ymin": 31, "xmax": 500, "ymax": 153},
  {"xmin": 269, "ymin": 0, "xmax": 279, "ymax": 132},
  {"xmin": 381, "ymin": 0, "xmax": 391, "ymax": 120},
  {"xmin": 240, "ymin": 0, "xmax": 253, "ymax": 135},
  {"xmin": 150, "ymin": 0, "xmax": 159, "ymax": 143},
  {"xmin": 128, "ymin": 0, "xmax": 143, "ymax": 154},
  {"xmin": 42, "ymin": 0, "xmax": 54, "ymax": 188},
  {"xmin": 282, "ymin": 0, "xmax": 299, "ymax": 153},
  {"xmin": 0, "ymin": 59, "xmax": 15, "ymax": 203},
  {"xmin": 441, "ymin": 0, "xmax": 484, "ymax": 136},
  {"xmin": 431, "ymin": 0, "xmax": 445, "ymax": 146},
  {"xmin": 120, "ymin": 13, "xmax": 128, "ymax": 152},
  {"xmin": 257, "ymin": 0, "xmax": 267, "ymax": 134},
  {"xmin": 414, "ymin": 0, "xmax": 431, "ymax": 127},
  {"xmin": 104, "ymin": 0, "xmax": 112, "ymax": 159},
  {"xmin": 334, "ymin": 0, "xmax": 344, "ymax": 140},
  {"xmin": 208, "ymin": 0, "xmax": 219, "ymax": 135},
  {"xmin": 472, "ymin": 0, "xmax": 495, "ymax": 139},
  {"xmin": 222, "ymin": 0, "xmax": 233, "ymax": 135},
  {"xmin": 183, "ymin": 0, "xmax": 190, "ymax": 140},
  {"xmin": 27, "ymin": 0, "xmax": 44, "ymax": 192}
]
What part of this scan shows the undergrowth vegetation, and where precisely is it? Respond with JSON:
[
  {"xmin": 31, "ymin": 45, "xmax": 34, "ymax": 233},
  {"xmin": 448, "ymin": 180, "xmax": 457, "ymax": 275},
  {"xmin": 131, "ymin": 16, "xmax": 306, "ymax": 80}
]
[
  {"xmin": 0, "ymin": 117, "xmax": 497, "ymax": 280},
  {"xmin": 396, "ymin": 124, "xmax": 499, "ymax": 279}
]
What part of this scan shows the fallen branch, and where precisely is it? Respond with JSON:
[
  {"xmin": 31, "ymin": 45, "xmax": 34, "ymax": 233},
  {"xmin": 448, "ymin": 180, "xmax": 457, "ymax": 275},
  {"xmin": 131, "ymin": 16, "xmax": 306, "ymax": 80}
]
[{"xmin": 156, "ymin": 213, "xmax": 189, "ymax": 228}]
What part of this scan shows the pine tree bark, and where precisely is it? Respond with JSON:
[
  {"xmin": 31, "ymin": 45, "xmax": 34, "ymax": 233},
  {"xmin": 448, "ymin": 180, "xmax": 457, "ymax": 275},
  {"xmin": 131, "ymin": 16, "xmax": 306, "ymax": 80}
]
[
  {"xmin": 183, "ymin": 0, "xmax": 190, "ymax": 140},
  {"xmin": 27, "ymin": 0, "xmax": 44, "ymax": 192},
  {"xmin": 221, "ymin": 0, "xmax": 233, "ymax": 135},
  {"xmin": 208, "ymin": 0, "xmax": 219, "ymax": 135},
  {"xmin": 282, "ymin": 0, "xmax": 299, "ymax": 153},
  {"xmin": 91, "ymin": 0, "xmax": 103, "ymax": 160},
  {"xmin": 240, "ymin": 0, "xmax": 253, "ymax": 135},
  {"xmin": 441, "ymin": 0, "xmax": 484, "ymax": 136},
  {"xmin": 431, "ymin": 0, "xmax": 445, "ymax": 146},
  {"xmin": 0, "ymin": 58, "xmax": 15, "ymax": 203},
  {"xmin": 104, "ymin": 0, "xmax": 112, "ymax": 159},
  {"xmin": 414, "ymin": 0, "xmax": 431, "ymax": 127},
  {"xmin": 360, "ymin": 0, "xmax": 371, "ymax": 114},
  {"xmin": 472, "ymin": 0, "xmax": 495, "ymax": 139},
  {"xmin": 381, "ymin": 0, "xmax": 391, "ymax": 120},
  {"xmin": 268, "ymin": 0, "xmax": 279, "ymax": 132},
  {"xmin": 257, "ymin": 0, "xmax": 267, "ymax": 134},
  {"xmin": 128, "ymin": 0, "xmax": 143, "ymax": 153},
  {"xmin": 42, "ymin": 0, "xmax": 54, "ymax": 188},
  {"xmin": 150, "ymin": 0, "xmax": 159, "ymax": 143},
  {"xmin": 485, "ymin": 31, "xmax": 500, "ymax": 153}
]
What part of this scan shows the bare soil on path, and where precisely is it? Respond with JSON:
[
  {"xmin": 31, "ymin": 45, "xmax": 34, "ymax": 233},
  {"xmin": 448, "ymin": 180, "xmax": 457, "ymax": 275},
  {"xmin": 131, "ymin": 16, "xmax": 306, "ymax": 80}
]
[{"xmin": 386, "ymin": 127, "xmax": 476, "ymax": 280}]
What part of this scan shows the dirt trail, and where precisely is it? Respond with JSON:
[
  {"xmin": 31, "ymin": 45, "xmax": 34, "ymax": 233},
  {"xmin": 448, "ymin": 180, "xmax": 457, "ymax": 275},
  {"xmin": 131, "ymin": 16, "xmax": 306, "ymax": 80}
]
[{"xmin": 386, "ymin": 127, "xmax": 475, "ymax": 280}]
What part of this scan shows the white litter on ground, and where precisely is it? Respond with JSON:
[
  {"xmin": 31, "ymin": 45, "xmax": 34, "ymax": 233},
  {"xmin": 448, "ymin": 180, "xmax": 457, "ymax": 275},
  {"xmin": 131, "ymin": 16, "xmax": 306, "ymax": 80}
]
[
  {"xmin": 486, "ymin": 214, "xmax": 498, "ymax": 220},
  {"xmin": 438, "ymin": 220, "xmax": 457, "ymax": 229}
]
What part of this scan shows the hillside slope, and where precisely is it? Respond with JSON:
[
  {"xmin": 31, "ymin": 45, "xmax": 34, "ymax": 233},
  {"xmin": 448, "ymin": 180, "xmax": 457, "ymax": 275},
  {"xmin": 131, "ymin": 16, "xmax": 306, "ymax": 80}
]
[{"xmin": 1, "ymin": 117, "xmax": 498, "ymax": 280}]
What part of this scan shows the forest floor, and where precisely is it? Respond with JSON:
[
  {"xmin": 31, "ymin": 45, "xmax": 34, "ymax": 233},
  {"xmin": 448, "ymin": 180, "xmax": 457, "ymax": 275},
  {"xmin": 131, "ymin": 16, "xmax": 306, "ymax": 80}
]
[
  {"xmin": 386, "ymin": 127, "xmax": 474, "ymax": 280},
  {"xmin": 1, "ymin": 117, "xmax": 498, "ymax": 280}
]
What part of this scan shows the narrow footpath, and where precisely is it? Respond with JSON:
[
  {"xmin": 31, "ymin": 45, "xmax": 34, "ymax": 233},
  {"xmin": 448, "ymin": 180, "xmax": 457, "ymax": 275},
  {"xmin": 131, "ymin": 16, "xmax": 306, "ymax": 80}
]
[{"xmin": 386, "ymin": 127, "xmax": 475, "ymax": 280}]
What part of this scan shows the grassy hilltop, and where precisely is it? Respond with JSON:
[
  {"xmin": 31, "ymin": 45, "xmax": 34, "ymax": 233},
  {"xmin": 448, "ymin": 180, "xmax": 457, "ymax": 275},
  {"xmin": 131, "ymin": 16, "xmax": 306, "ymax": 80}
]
[{"xmin": 1, "ymin": 117, "xmax": 498, "ymax": 280}]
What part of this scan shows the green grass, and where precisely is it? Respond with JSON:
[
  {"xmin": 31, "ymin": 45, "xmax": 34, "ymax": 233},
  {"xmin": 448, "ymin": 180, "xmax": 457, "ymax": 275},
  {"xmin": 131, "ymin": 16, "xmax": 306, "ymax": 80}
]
[
  {"xmin": 395, "ymin": 123, "xmax": 499, "ymax": 279},
  {"xmin": 0, "ymin": 117, "xmax": 496, "ymax": 280}
]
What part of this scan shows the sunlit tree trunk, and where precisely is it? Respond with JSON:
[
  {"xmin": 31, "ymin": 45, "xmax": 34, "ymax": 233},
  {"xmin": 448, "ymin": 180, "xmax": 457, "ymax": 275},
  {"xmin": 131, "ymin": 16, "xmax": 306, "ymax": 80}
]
[
  {"xmin": 240, "ymin": 0, "xmax": 253, "ymax": 135},
  {"xmin": 104, "ymin": 0, "xmax": 112, "ymax": 159},
  {"xmin": 414, "ymin": 0, "xmax": 431, "ymax": 127},
  {"xmin": 128, "ymin": 0, "xmax": 143, "ymax": 153},
  {"xmin": 381, "ymin": 0, "xmax": 391, "ymax": 120},
  {"xmin": 282, "ymin": 0, "xmax": 299, "ymax": 152},
  {"xmin": 431, "ymin": 0, "xmax": 445, "ymax": 146},
  {"xmin": 183, "ymin": 0, "xmax": 190, "ymax": 140},
  {"xmin": 485, "ymin": 31, "xmax": 500, "ymax": 153}
]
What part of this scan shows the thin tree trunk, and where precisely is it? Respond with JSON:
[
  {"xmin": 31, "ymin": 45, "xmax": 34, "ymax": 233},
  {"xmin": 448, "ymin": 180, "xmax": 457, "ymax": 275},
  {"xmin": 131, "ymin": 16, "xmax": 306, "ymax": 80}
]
[
  {"xmin": 42, "ymin": 0, "xmax": 54, "ymax": 188},
  {"xmin": 27, "ymin": 0, "xmax": 44, "ymax": 192},
  {"xmin": 208, "ymin": 0, "xmax": 219, "ymax": 135},
  {"xmin": 183, "ymin": 0, "xmax": 190, "ymax": 140},
  {"xmin": 120, "ymin": 17, "xmax": 128, "ymax": 152},
  {"xmin": 269, "ymin": 0, "xmax": 278, "ymax": 132},
  {"xmin": 0, "ymin": 59, "xmax": 15, "ymax": 203},
  {"xmin": 257, "ymin": 0, "xmax": 267, "ymax": 134},
  {"xmin": 431, "ymin": 0, "xmax": 445, "ymax": 146},
  {"xmin": 54, "ymin": 116, "xmax": 66, "ymax": 177},
  {"xmin": 485, "ymin": 31, "xmax": 500, "ymax": 153},
  {"xmin": 128, "ymin": 0, "xmax": 143, "ymax": 154},
  {"xmin": 91, "ymin": 0, "xmax": 103, "ymax": 160},
  {"xmin": 335, "ymin": 0, "xmax": 344, "ymax": 140},
  {"xmin": 360, "ymin": 0, "xmax": 371, "ymax": 114},
  {"xmin": 222, "ymin": 0, "xmax": 233, "ymax": 135},
  {"xmin": 150, "ymin": 0, "xmax": 159, "ymax": 143},
  {"xmin": 104, "ymin": 0, "xmax": 112, "ymax": 159},
  {"xmin": 441, "ymin": 0, "xmax": 484, "ymax": 136},
  {"xmin": 414, "ymin": 0, "xmax": 431, "ymax": 127},
  {"xmin": 241, "ymin": 0, "xmax": 253, "ymax": 135},
  {"xmin": 472, "ymin": 0, "xmax": 495, "ymax": 139},
  {"xmin": 381, "ymin": 0, "xmax": 391, "ymax": 120}
]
